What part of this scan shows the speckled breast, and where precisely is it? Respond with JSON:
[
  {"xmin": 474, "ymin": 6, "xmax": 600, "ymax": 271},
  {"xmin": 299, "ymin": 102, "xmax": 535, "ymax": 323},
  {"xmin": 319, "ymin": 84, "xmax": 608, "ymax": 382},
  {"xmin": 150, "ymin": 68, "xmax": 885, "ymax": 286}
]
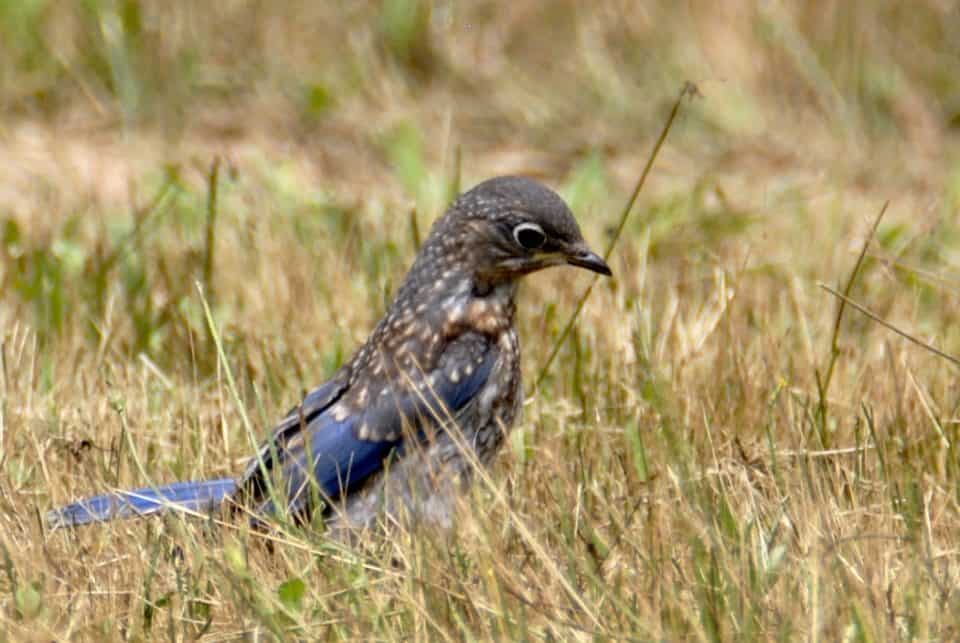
[{"xmin": 469, "ymin": 326, "xmax": 522, "ymax": 464}]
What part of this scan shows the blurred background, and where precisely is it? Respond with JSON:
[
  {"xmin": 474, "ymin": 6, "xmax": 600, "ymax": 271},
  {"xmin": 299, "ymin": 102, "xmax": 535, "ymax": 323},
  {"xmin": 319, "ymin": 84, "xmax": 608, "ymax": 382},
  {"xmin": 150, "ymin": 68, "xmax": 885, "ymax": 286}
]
[{"xmin": 3, "ymin": 1, "xmax": 960, "ymax": 359}]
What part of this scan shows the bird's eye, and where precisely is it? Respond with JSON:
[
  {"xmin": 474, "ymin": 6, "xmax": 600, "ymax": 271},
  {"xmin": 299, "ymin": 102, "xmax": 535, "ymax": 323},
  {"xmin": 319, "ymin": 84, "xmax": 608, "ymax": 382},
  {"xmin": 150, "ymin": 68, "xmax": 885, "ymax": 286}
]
[{"xmin": 512, "ymin": 222, "xmax": 546, "ymax": 250}]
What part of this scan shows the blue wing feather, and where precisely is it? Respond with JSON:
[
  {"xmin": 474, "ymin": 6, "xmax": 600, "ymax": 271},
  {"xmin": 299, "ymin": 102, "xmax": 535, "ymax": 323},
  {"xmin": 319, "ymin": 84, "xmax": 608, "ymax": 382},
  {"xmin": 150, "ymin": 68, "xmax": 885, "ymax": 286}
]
[
  {"xmin": 46, "ymin": 478, "xmax": 237, "ymax": 529},
  {"xmin": 258, "ymin": 339, "xmax": 497, "ymax": 518},
  {"xmin": 254, "ymin": 414, "xmax": 397, "ymax": 517}
]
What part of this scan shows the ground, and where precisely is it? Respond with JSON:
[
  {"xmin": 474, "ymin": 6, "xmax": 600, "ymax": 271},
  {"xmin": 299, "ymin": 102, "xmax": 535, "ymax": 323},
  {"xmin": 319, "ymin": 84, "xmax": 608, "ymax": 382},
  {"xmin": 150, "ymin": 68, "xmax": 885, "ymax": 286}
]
[{"xmin": 2, "ymin": 1, "xmax": 960, "ymax": 640}]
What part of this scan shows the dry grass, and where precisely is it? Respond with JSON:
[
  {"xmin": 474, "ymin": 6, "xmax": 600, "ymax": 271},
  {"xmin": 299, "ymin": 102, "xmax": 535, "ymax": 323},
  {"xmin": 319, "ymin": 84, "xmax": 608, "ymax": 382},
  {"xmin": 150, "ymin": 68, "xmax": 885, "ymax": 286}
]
[{"xmin": 2, "ymin": 1, "xmax": 960, "ymax": 640}]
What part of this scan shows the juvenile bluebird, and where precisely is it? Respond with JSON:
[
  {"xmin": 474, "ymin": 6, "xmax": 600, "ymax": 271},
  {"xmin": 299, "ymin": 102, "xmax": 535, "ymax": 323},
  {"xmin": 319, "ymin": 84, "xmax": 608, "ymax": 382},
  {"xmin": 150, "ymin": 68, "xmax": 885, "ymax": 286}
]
[{"xmin": 46, "ymin": 176, "xmax": 611, "ymax": 533}]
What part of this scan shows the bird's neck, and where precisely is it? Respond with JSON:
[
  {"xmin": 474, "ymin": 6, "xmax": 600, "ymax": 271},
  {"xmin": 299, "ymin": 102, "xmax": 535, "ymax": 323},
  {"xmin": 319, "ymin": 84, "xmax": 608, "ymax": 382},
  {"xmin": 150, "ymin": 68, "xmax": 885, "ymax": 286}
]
[
  {"xmin": 461, "ymin": 281, "xmax": 518, "ymax": 335},
  {"xmin": 384, "ymin": 265, "xmax": 518, "ymax": 338}
]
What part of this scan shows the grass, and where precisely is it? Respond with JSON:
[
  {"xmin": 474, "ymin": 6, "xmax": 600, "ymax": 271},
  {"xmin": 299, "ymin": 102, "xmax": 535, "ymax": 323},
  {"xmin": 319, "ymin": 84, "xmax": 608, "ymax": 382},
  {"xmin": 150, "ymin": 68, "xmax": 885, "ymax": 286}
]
[{"xmin": 2, "ymin": 0, "xmax": 960, "ymax": 639}]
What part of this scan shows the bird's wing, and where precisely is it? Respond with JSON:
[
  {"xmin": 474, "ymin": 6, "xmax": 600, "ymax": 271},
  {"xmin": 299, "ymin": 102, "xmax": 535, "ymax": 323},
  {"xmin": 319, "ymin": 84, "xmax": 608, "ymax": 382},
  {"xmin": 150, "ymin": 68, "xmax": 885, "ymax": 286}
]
[
  {"xmin": 239, "ymin": 331, "xmax": 498, "ymax": 519},
  {"xmin": 238, "ymin": 367, "xmax": 352, "ymax": 491}
]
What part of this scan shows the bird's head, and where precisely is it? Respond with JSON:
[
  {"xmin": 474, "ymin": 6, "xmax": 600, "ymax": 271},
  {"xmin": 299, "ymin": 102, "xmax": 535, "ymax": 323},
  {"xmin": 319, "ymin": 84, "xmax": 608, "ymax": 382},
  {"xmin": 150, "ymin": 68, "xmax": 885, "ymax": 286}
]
[{"xmin": 432, "ymin": 176, "xmax": 612, "ymax": 287}]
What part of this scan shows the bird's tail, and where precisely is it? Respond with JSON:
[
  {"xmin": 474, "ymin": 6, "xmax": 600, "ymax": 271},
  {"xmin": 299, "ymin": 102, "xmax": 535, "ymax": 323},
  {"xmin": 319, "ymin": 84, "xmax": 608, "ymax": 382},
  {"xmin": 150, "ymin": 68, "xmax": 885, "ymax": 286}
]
[{"xmin": 45, "ymin": 478, "xmax": 237, "ymax": 529}]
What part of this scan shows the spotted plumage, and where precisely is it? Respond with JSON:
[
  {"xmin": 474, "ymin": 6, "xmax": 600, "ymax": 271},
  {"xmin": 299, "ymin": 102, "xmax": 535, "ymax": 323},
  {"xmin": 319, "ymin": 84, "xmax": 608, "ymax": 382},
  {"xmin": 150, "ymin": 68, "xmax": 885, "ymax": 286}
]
[{"xmin": 47, "ymin": 176, "xmax": 612, "ymax": 532}]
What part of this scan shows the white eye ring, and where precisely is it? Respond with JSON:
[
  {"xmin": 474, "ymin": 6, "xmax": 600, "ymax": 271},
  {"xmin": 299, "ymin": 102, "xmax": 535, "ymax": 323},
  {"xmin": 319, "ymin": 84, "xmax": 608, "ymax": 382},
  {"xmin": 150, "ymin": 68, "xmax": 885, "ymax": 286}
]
[{"xmin": 512, "ymin": 222, "xmax": 546, "ymax": 250}]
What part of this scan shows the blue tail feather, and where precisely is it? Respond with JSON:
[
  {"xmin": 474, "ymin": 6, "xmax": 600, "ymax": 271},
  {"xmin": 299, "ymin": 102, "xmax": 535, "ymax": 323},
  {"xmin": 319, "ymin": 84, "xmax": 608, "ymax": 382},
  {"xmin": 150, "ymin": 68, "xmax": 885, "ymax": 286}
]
[{"xmin": 46, "ymin": 478, "xmax": 237, "ymax": 529}]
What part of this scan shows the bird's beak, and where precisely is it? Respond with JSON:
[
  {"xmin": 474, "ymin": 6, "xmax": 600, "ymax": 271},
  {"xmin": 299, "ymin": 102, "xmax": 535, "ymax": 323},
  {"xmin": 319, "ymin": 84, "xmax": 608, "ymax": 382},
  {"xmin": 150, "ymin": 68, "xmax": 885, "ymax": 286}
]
[{"xmin": 566, "ymin": 247, "xmax": 612, "ymax": 276}]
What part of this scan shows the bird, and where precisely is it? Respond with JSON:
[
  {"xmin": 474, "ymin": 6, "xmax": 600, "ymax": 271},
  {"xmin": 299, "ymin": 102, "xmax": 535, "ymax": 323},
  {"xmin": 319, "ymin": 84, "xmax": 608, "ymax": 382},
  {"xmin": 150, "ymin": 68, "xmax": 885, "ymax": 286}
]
[{"xmin": 46, "ymin": 175, "xmax": 612, "ymax": 534}]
